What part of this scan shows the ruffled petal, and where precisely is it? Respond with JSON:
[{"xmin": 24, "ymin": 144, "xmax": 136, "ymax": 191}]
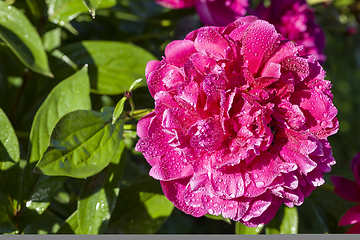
[
  {"xmin": 339, "ymin": 205, "xmax": 360, "ymax": 226},
  {"xmin": 331, "ymin": 176, "xmax": 360, "ymax": 202}
]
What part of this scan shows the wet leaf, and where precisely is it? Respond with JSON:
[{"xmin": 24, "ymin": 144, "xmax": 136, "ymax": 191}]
[
  {"xmin": 0, "ymin": 2, "xmax": 52, "ymax": 76},
  {"xmin": 82, "ymin": 0, "xmax": 103, "ymax": 18},
  {"xmin": 78, "ymin": 143, "xmax": 126, "ymax": 234},
  {"xmin": 46, "ymin": 0, "xmax": 116, "ymax": 25},
  {"xmin": 107, "ymin": 178, "xmax": 174, "ymax": 234},
  {"xmin": 34, "ymin": 107, "xmax": 124, "ymax": 178}
]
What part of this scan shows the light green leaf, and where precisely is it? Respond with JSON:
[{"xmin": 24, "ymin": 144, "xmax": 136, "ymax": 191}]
[
  {"xmin": 19, "ymin": 66, "xmax": 91, "ymax": 213},
  {"xmin": 34, "ymin": 107, "xmax": 124, "ymax": 178},
  {"xmin": 0, "ymin": 2, "xmax": 52, "ymax": 76},
  {"xmin": 82, "ymin": 0, "xmax": 103, "ymax": 18},
  {"xmin": 78, "ymin": 142, "xmax": 126, "ymax": 234},
  {"xmin": 46, "ymin": 0, "xmax": 116, "ymax": 25},
  {"xmin": 265, "ymin": 205, "xmax": 298, "ymax": 234},
  {"xmin": 107, "ymin": 178, "xmax": 174, "ymax": 234},
  {"xmin": 55, "ymin": 41, "xmax": 156, "ymax": 95},
  {"xmin": 235, "ymin": 222, "xmax": 263, "ymax": 235},
  {"xmin": 280, "ymin": 206, "xmax": 298, "ymax": 234},
  {"xmin": 112, "ymin": 97, "xmax": 127, "ymax": 124},
  {"xmin": 43, "ymin": 27, "xmax": 62, "ymax": 52},
  {"xmin": 57, "ymin": 210, "xmax": 83, "ymax": 234}
]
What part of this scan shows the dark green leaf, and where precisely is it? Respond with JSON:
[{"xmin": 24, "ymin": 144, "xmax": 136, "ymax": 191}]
[
  {"xmin": 55, "ymin": 41, "xmax": 156, "ymax": 95},
  {"xmin": 34, "ymin": 107, "xmax": 124, "ymax": 178},
  {"xmin": 0, "ymin": 176, "xmax": 17, "ymax": 233},
  {"xmin": 235, "ymin": 222, "xmax": 263, "ymax": 235},
  {"xmin": 0, "ymin": 108, "xmax": 19, "ymax": 232},
  {"xmin": 78, "ymin": 142, "xmax": 126, "ymax": 234},
  {"xmin": 82, "ymin": 0, "xmax": 103, "ymax": 18},
  {"xmin": 0, "ymin": 2, "xmax": 52, "ymax": 76},
  {"xmin": 46, "ymin": 0, "xmax": 116, "ymax": 24},
  {"xmin": 20, "ymin": 67, "xmax": 91, "ymax": 219},
  {"xmin": 23, "ymin": 210, "xmax": 63, "ymax": 234},
  {"xmin": 107, "ymin": 178, "xmax": 174, "ymax": 234}
]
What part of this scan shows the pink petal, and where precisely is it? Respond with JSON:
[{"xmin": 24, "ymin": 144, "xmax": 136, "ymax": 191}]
[
  {"xmin": 165, "ymin": 40, "xmax": 197, "ymax": 67},
  {"xmin": 242, "ymin": 192, "xmax": 273, "ymax": 221},
  {"xmin": 201, "ymin": 194, "xmax": 248, "ymax": 220},
  {"xmin": 154, "ymin": 0, "xmax": 194, "ymax": 9},
  {"xmin": 241, "ymin": 197, "xmax": 282, "ymax": 228},
  {"xmin": 194, "ymin": 27, "xmax": 229, "ymax": 57},
  {"xmin": 160, "ymin": 178, "xmax": 207, "ymax": 217},
  {"xmin": 339, "ymin": 205, "xmax": 360, "ymax": 226},
  {"xmin": 241, "ymin": 20, "xmax": 281, "ymax": 75},
  {"xmin": 350, "ymin": 152, "xmax": 360, "ymax": 187},
  {"xmin": 211, "ymin": 165, "xmax": 245, "ymax": 199},
  {"xmin": 346, "ymin": 222, "xmax": 360, "ymax": 234},
  {"xmin": 331, "ymin": 176, "xmax": 360, "ymax": 202},
  {"xmin": 136, "ymin": 112, "xmax": 156, "ymax": 139},
  {"xmin": 149, "ymin": 152, "xmax": 194, "ymax": 181}
]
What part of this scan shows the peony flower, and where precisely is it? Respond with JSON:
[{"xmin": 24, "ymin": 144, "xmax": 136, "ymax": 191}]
[
  {"xmin": 154, "ymin": 0, "xmax": 249, "ymax": 26},
  {"xmin": 331, "ymin": 153, "xmax": 360, "ymax": 234},
  {"xmin": 136, "ymin": 16, "xmax": 338, "ymax": 227},
  {"xmin": 254, "ymin": 0, "xmax": 326, "ymax": 62}
]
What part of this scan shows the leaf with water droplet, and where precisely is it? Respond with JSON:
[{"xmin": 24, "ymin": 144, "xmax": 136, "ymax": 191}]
[
  {"xmin": 106, "ymin": 178, "xmax": 174, "ymax": 233},
  {"xmin": 46, "ymin": 0, "xmax": 116, "ymax": 25},
  {"xmin": 34, "ymin": 106, "xmax": 124, "ymax": 178},
  {"xmin": 78, "ymin": 142, "xmax": 126, "ymax": 234},
  {"xmin": 0, "ymin": 1, "xmax": 52, "ymax": 76},
  {"xmin": 82, "ymin": 0, "xmax": 102, "ymax": 18}
]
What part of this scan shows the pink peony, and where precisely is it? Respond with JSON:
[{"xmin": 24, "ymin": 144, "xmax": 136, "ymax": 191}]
[
  {"xmin": 154, "ymin": 0, "xmax": 249, "ymax": 26},
  {"xmin": 331, "ymin": 153, "xmax": 360, "ymax": 234},
  {"xmin": 136, "ymin": 16, "xmax": 338, "ymax": 227},
  {"xmin": 254, "ymin": 0, "xmax": 326, "ymax": 62}
]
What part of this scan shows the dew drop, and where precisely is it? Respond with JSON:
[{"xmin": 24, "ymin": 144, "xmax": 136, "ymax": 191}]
[
  {"xmin": 255, "ymin": 181, "xmax": 265, "ymax": 188},
  {"xmin": 208, "ymin": 209, "xmax": 214, "ymax": 214}
]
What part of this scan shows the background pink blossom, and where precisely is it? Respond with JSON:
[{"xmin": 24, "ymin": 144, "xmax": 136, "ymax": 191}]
[
  {"xmin": 254, "ymin": 0, "xmax": 326, "ymax": 62},
  {"xmin": 136, "ymin": 16, "xmax": 338, "ymax": 227},
  {"xmin": 332, "ymin": 153, "xmax": 360, "ymax": 234},
  {"xmin": 155, "ymin": 0, "xmax": 249, "ymax": 26}
]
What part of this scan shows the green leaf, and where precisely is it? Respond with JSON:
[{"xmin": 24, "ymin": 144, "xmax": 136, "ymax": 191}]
[
  {"xmin": 57, "ymin": 210, "xmax": 83, "ymax": 234},
  {"xmin": 280, "ymin": 206, "xmax": 298, "ymax": 234},
  {"xmin": 107, "ymin": 178, "xmax": 174, "ymax": 234},
  {"xmin": 112, "ymin": 97, "xmax": 127, "ymax": 124},
  {"xmin": 235, "ymin": 222, "xmax": 263, "ymax": 235},
  {"xmin": 204, "ymin": 214, "xmax": 231, "ymax": 224},
  {"xmin": 0, "ymin": 2, "xmax": 52, "ymax": 76},
  {"xmin": 34, "ymin": 107, "xmax": 124, "ymax": 178},
  {"xmin": 78, "ymin": 142, "xmax": 126, "ymax": 234},
  {"xmin": 29, "ymin": 66, "xmax": 91, "ymax": 165},
  {"xmin": 55, "ymin": 41, "xmax": 156, "ymax": 95},
  {"xmin": 82, "ymin": 0, "xmax": 103, "ymax": 18},
  {"xmin": 23, "ymin": 210, "xmax": 63, "ymax": 234},
  {"xmin": 46, "ymin": 0, "xmax": 116, "ymax": 25},
  {"xmin": 0, "ymin": 181, "xmax": 17, "ymax": 233},
  {"xmin": 265, "ymin": 205, "xmax": 298, "ymax": 234},
  {"xmin": 19, "ymin": 66, "xmax": 91, "ymax": 214},
  {"xmin": 0, "ymin": 108, "xmax": 19, "ymax": 232}
]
